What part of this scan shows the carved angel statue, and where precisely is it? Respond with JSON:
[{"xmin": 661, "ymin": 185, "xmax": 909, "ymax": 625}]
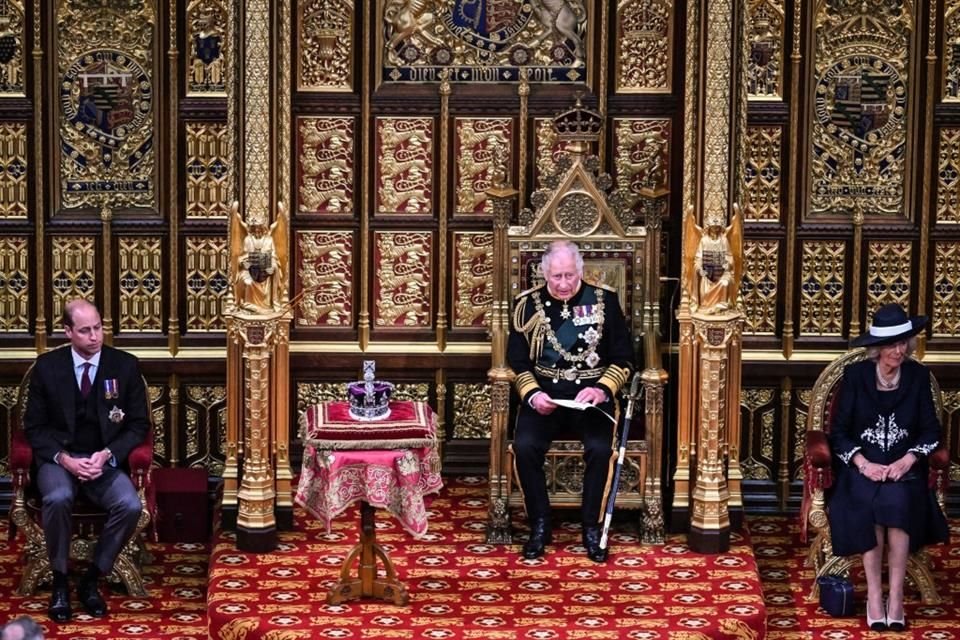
[
  {"xmin": 682, "ymin": 205, "xmax": 743, "ymax": 314},
  {"xmin": 229, "ymin": 200, "xmax": 289, "ymax": 313}
]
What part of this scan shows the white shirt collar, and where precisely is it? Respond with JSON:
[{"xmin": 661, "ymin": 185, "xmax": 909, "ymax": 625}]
[{"xmin": 72, "ymin": 348, "xmax": 101, "ymax": 371}]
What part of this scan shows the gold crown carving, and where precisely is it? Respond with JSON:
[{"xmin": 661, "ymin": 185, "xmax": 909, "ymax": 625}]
[{"xmin": 553, "ymin": 94, "xmax": 604, "ymax": 143}]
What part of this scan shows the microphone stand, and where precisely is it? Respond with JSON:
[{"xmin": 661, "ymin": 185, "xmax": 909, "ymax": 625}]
[{"xmin": 599, "ymin": 372, "xmax": 642, "ymax": 552}]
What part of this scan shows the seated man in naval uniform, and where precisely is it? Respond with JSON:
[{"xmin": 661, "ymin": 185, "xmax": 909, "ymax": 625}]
[
  {"xmin": 508, "ymin": 240, "xmax": 633, "ymax": 563},
  {"xmin": 23, "ymin": 299, "xmax": 148, "ymax": 622}
]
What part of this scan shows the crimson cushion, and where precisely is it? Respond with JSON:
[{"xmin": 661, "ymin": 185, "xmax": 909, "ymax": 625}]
[{"xmin": 301, "ymin": 400, "xmax": 436, "ymax": 450}]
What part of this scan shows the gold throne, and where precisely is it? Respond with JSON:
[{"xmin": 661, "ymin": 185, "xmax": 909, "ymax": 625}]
[{"xmin": 485, "ymin": 99, "xmax": 667, "ymax": 545}]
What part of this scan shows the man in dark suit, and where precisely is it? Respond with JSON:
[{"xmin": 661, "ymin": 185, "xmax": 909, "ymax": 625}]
[
  {"xmin": 508, "ymin": 241, "xmax": 633, "ymax": 563},
  {"xmin": 23, "ymin": 299, "xmax": 148, "ymax": 622}
]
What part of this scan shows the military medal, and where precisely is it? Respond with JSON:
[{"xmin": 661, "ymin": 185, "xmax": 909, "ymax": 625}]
[
  {"xmin": 108, "ymin": 406, "xmax": 125, "ymax": 424},
  {"xmin": 586, "ymin": 351, "xmax": 601, "ymax": 367},
  {"xmin": 104, "ymin": 378, "xmax": 119, "ymax": 400},
  {"xmin": 560, "ymin": 301, "xmax": 571, "ymax": 319}
]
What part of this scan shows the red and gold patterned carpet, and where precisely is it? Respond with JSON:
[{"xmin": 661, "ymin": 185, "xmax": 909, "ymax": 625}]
[{"xmin": 4, "ymin": 476, "xmax": 960, "ymax": 639}]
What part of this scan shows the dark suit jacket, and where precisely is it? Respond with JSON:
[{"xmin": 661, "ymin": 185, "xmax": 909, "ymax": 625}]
[{"xmin": 24, "ymin": 345, "xmax": 149, "ymax": 467}]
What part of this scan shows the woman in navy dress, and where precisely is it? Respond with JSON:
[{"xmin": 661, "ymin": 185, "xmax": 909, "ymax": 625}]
[{"xmin": 828, "ymin": 303, "xmax": 949, "ymax": 632}]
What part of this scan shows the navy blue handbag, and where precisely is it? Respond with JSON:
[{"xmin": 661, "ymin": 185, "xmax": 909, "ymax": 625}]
[{"xmin": 817, "ymin": 575, "xmax": 855, "ymax": 617}]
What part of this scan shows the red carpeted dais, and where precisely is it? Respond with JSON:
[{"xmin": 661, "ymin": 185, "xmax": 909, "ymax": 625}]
[
  {"xmin": 751, "ymin": 515, "xmax": 960, "ymax": 639},
  {"xmin": 0, "ymin": 532, "xmax": 208, "ymax": 640},
  {"xmin": 207, "ymin": 476, "xmax": 766, "ymax": 640}
]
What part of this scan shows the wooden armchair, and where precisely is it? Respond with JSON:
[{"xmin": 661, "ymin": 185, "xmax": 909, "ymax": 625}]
[
  {"xmin": 485, "ymin": 100, "xmax": 667, "ymax": 545},
  {"xmin": 8, "ymin": 357, "xmax": 155, "ymax": 597},
  {"xmin": 802, "ymin": 348, "xmax": 948, "ymax": 604}
]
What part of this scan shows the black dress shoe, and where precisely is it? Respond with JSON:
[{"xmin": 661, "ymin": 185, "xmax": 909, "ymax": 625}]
[
  {"xmin": 48, "ymin": 585, "xmax": 72, "ymax": 622},
  {"xmin": 582, "ymin": 525, "xmax": 609, "ymax": 563},
  {"xmin": 78, "ymin": 580, "xmax": 107, "ymax": 617},
  {"xmin": 521, "ymin": 519, "xmax": 553, "ymax": 560}
]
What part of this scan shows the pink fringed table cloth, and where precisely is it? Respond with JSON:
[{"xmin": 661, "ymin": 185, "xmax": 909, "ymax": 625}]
[{"xmin": 295, "ymin": 401, "xmax": 443, "ymax": 537}]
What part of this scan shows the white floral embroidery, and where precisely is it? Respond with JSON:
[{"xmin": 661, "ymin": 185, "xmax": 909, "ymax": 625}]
[
  {"xmin": 837, "ymin": 446, "xmax": 861, "ymax": 465},
  {"xmin": 861, "ymin": 413, "xmax": 907, "ymax": 452},
  {"xmin": 909, "ymin": 442, "xmax": 938, "ymax": 456}
]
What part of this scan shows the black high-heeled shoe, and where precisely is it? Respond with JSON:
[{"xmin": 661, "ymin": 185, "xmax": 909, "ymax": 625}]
[
  {"xmin": 866, "ymin": 604, "xmax": 887, "ymax": 631},
  {"xmin": 885, "ymin": 609, "xmax": 906, "ymax": 632}
]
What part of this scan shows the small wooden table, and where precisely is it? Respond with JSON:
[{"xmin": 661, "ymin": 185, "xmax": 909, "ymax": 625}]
[{"xmin": 295, "ymin": 401, "xmax": 442, "ymax": 606}]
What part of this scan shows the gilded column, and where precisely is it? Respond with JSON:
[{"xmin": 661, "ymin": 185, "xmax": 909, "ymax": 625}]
[
  {"xmin": 32, "ymin": 0, "xmax": 46, "ymax": 352},
  {"xmin": 677, "ymin": 0, "xmax": 749, "ymax": 551},
  {"xmin": 436, "ymin": 72, "xmax": 450, "ymax": 350},
  {"xmin": 167, "ymin": 0, "xmax": 180, "ymax": 354},
  {"xmin": 689, "ymin": 317, "xmax": 735, "ymax": 553},
  {"xmin": 224, "ymin": 0, "xmax": 294, "ymax": 552},
  {"xmin": 484, "ymin": 161, "xmax": 518, "ymax": 544},
  {"xmin": 101, "ymin": 207, "xmax": 114, "ymax": 343},
  {"xmin": 782, "ymin": 0, "xmax": 802, "ymax": 358},
  {"xmin": 917, "ymin": 0, "xmax": 938, "ymax": 355}
]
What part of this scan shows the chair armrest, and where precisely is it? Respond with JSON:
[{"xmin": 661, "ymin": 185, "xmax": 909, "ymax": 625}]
[
  {"xmin": 127, "ymin": 439, "xmax": 152, "ymax": 474},
  {"xmin": 9, "ymin": 427, "xmax": 32, "ymax": 483},
  {"xmin": 928, "ymin": 445, "xmax": 949, "ymax": 494},
  {"xmin": 805, "ymin": 430, "xmax": 831, "ymax": 468},
  {"xmin": 929, "ymin": 445, "xmax": 949, "ymax": 470}
]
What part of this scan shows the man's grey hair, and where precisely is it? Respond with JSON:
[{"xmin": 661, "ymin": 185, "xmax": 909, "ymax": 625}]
[
  {"xmin": 541, "ymin": 240, "xmax": 584, "ymax": 276},
  {"xmin": 0, "ymin": 615, "xmax": 45, "ymax": 640}
]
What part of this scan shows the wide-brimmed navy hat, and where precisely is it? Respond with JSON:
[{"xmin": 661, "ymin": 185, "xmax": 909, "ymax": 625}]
[{"xmin": 851, "ymin": 303, "xmax": 927, "ymax": 347}]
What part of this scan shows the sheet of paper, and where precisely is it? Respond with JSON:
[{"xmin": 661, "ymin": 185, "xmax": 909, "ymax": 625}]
[{"xmin": 550, "ymin": 398, "xmax": 617, "ymax": 424}]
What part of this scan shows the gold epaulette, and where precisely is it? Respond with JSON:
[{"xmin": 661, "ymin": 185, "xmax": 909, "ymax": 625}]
[
  {"xmin": 514, "ymin": 282, "xmax": 545, "ymax": 300},
  {"xmin": 593, "ymin": 282, "xmax": 616, "ymax": 293}
]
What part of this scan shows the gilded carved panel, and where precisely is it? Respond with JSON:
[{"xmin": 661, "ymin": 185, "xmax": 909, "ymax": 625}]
[
  {"xmin": 147, "ymin": 384, "xmax": 166, "ymax": 461},
  {"xmin": 743, "ymin": 126, "xmax": 781, "ymax": 221},
  {"xmin": 613, "ymin": 118, "xmax": 670, "ymax": 206},
  {"xmin": 933, "ymin": 242, "xmax": 960, "ymax": 336},
  {"xmin": 0, "ymin": 384, "xmax": 17, "ymax": 476},
  {"xmin": 808, "ymin": 1, "xmax": 914, "ymax": 217},
  {"xmin": 297, "ymin": 116, "xmax": 354, "ymax": 215},
  {"xmin": 0, "ymin": 0, "xmax": 24, "ymax": 96},
  {"xmin": 799, "ymin": 240, "xmax": 845, "ymax": 336},
  {"xmin": 944, "ymin": 2, "xmax": 960, "ymax": 101},
  {"xmin": 186, "ymin": 0, "xmax": 227, "ymax": 95},
  {"xmin": 376, "ymin": 117, "xmax": 433, "ymax": 216},
  {"xmin": 0, "ymin": 235, "xmax": 27, "ymax": 332},
  {"xmin": 57, "ymin": 0, "xmax": 156, "ymax": 211},
  {"xmin": 296, "ymin": 230, "xmax": 353, "ymax": 327},
  {"xmin": 533, "ymin": 117, "xmax": 565, "ymax": 189},
  {"xmin": 936, "ymin": 128, "xmax": 960, "ymax": 224},
  {"xmin": 184, "ymin": 385, "xmax": 226, "ymax": 474},
  {"xmin": 794, "ymin": 389, "xmax": 811, "ymax": 479},
  {"xmin": 0, "ymin": 123, "xmax": 26, "ymax": 218},
  {"xmin": 740, "ymin": 239, "xmax": 778, "ymax": 335},
  {"xmin": 865, "ymin": 241, "xmax": 911, "ymax": 318},
  {"xmin": 373, "ymin": 231, "xmax": 432, "ymax": 328},
  {"xmin": 740, "ymin": 388, "xmax": 775, "ymax": 481},
  {"xmin": 391, "ymin": 383, "xmax": 430, "ymax": 403},
  {"xmin": 51, "ymin": 236, "xmax": 96, "ymax": 322},
  {"xmin": 615, "ymin": 0, "xmax": 672, "ymax": 93},
  {"xmin": 118, "ymin": 237, "xmax": 163, "ymax": 333},
  {"xmin": 453, "ymin": 232, "xmax": 493, "ymax": 328},
  {"xmin": 746, "ymin": 0, "xmax": 783, "ymax": 99},
  {"xmin": 454, "ymin": 118, "xmax": 512, "ymax": 215},
  {"xmin": 380, "ymin": 0, "xmax": 592, "ymax": 83},
  {"xmin": 452, "ymin": 382, "xmax": 491, "ymax": 439},
  {"xmin": 186, "ymin": 123, "xmax": 230, "ymax": 219},
  {"xmin": 297, "ymin": 0, "xmax": 353, "ymax": 91},
  {"xmin": 185, "ymin": 236, "xmax": 228, "ymax": 332}
]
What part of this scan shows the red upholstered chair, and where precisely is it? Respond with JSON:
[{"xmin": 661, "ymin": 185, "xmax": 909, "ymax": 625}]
[
  {"xmin": 8, "ymin": 353, "xmax": 155, "ymax": 597},
  {"xmin": 802, "ymin": 348, "xmax": 948, "ymax": 605}
]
